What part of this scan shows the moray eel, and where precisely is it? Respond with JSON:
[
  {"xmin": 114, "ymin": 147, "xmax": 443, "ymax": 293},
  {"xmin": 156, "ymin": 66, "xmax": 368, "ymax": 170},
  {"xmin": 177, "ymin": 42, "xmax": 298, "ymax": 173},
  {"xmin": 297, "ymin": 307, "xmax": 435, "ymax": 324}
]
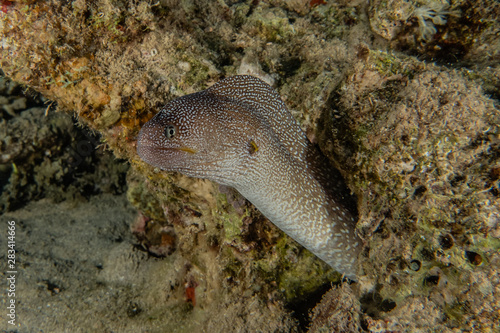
[{"xmin": 137, "ymin": 75, "xmax": 362, "ymax": 280}]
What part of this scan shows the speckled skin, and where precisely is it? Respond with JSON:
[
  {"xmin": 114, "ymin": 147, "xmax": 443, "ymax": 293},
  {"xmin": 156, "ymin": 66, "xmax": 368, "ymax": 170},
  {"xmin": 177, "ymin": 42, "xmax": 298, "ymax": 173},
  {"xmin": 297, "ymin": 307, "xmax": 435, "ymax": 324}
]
[{"xmin": 137, "ymin": 75, "xmax": 362, "ymax": 279}]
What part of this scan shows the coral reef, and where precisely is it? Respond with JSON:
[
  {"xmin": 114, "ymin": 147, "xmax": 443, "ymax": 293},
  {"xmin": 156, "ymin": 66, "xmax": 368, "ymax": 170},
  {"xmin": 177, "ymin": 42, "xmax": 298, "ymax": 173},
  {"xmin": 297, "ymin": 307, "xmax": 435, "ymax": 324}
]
[
  {"xmin": 369, "ymin": 0, "xmax": 499, "ymax": 65},
  {"xmin": 0, "ymin": 75, "xmax": 128, "ymax": 212},
  {"xmin": 309, "ymin": 284, "xmax": 362, "ymax": 332},
  {"xmin": 413, "ymin": 2, "xmax": 459, "ymax": 41},
  {"xmin": 1, "ymin": 0, "xmax": 499, "ymax": 331}
]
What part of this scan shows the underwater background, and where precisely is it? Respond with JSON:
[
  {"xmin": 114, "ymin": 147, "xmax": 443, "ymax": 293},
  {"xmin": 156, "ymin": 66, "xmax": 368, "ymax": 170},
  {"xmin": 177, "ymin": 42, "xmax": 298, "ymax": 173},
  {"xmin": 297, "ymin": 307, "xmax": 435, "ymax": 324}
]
[{"xmin": 1, "ymin": 0, "xmax": 499, "ymax": 332}]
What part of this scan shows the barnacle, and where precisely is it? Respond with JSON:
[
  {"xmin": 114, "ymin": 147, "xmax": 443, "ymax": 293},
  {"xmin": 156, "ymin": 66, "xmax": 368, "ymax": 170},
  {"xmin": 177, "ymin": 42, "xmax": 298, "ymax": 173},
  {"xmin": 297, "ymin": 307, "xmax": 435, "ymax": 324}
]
[{"xmin": 413, "ymin": 2, "xmax": 460, "ymax": 41}]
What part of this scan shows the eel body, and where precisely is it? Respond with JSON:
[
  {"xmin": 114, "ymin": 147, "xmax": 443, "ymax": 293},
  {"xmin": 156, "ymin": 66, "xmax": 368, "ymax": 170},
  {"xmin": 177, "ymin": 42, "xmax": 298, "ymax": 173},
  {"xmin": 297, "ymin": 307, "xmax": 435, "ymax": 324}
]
[{"xmin": 137, "ymin": 75, "xmax": 362, "ymax": 279}]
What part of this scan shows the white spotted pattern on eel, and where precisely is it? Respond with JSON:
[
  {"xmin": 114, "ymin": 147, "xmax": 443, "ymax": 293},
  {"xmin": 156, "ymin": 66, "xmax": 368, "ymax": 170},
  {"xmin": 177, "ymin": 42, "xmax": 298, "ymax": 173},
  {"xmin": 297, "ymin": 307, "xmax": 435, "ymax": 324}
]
[{"xmin": 137, "ymin": 75, "xmax": 362, "ymax": 280}]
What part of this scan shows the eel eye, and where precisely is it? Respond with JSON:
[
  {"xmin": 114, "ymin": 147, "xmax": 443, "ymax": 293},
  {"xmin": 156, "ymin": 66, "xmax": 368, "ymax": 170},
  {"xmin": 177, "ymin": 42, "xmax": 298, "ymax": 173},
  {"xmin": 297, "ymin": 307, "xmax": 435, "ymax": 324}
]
[{"xmin": 165, "ymin": 124, "xmax": 177, "ymax": 139}]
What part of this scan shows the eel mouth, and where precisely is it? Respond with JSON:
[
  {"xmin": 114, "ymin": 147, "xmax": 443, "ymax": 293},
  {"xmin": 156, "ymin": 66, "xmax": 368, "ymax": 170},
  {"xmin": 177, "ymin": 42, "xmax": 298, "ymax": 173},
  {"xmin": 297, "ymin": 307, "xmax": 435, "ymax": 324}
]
[{"xmin": 177, "ymin": 146, "xmax": 197, "ymax": 154}]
